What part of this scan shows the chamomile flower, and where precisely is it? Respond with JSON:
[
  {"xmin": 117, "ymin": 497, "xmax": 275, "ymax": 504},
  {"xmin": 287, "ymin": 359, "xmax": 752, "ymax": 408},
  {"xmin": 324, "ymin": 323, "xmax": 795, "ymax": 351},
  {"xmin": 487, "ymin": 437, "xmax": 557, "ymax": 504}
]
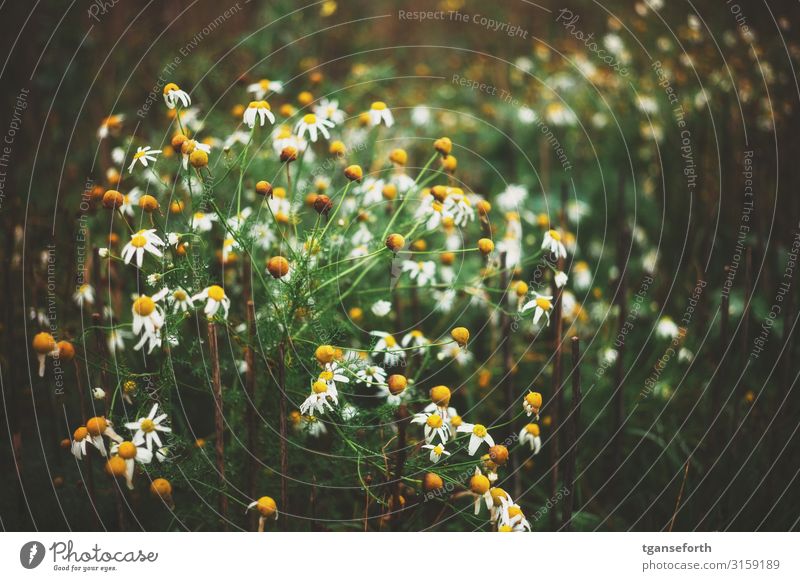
[
  {"xmin": 180, "ymin": 140, "xmax": 211, "ymax": 170},
  {"xmin": 457, "ymin": 422, "xmax": 495, "ymax": 456},
  {"xmin": 657, "ymin": 316, "xmax": 680, "ymax": 339},
  {"xmin": 243, "ymin": 100, "xmax": 275, "ymax": 128},
  {"xmin": 554, "ymin": 271, "xmax": 568, "ymax": 288},
  {"xmin": 371, "ymin": 331, "xmax": 405, "ymax": 367},
  {"xmin": 518, "ymin": 423, "xmax": 542, "ymax": 454},
  {"xmin": 72, "ymin": 283, "xmax": 95, "ymax": 307},
  {"xmin": 70, "ymin": 427, "xmax": 92, "ymax": 460},
  {"xmin": 573, "ymin": 261, "xmax": 592, "ymax": 290},
  {"xmin": 168, "ymin": 287, "xmax": 194, "ymax": 313},
  {"xmin": 496, "ymin": 184, "xmax": 527, "ymax": 212},
  {"xmin": 523, "ymin": 391, "xmax": 543, "ymax": 418},
  {"xmin": 110, "ymin": 441, "xmax": 153, "ymax": 490},
  {"xmin": 422, "ymin": 443, "xmax": 451, "ymax": 464},
  {"xmin": 192, "ymin": 285, "xmax": 231, "ymax": 320},
  {"xmin": 437, "ymin": 343, "xmax": 473, "ymax": 365},
  {"xmin": 521, "ymin": 292, "xmax": 554, "ymax": 326},
  {"xmin": 412, "ymin": 411, "xmax": 450, "ymax": 444},
  {"xmin": 497, "ymin": 496, "xmax": 532, "ymax": 532},
  {"xmin": 121, "ymin": 229, "xmax": 165, "ymax": 268},
  {"xmin": 401, "ymin": 330, "xmax": 430, "ymax": 354},
  {"xmin": 402, "ymin": 260, "xmax": 436, "ymax": 286},
  {"xmin": 542, "ymin": 229, "xmax": 567, "ymax": 260},
  {"xmin": 469, "ymin": 467, "xmax": 493, "ymax": 515},
  {"xmin": 131, "ymin": 291, "xmax": 166, "ymax": 353},
  {"xmin": 300, "ymin": 380, "xmax": 339, "ymax": 415},
  {"xmin": 85, "ymin": 416, "xmax": 123, "ymax": 458},
  {"xmin": 127, "ymin": 146, "xmax": 162, "ymax": 173},
  {"xmin": 124, "ymin": 403, "xmax": 172, "ymax": 451},
  {"xmin": 356, "ymin": 364, "xmax": 387, "ymax": 386},
  {"xmin": 295, "ymin": 113, "xmax": 335, "ymax": 142},
  {"xmin": 247, "ymin": 78, "xmax": 284, "ymax": 99},
  {"xmin": 97, "ymin": 114, "xmax": 124, "ymax": 139},
  {"xmin": 368, "ymin": 101, "xmax": 394, "ymax": 127},
  {"xmin": 314, "ymin": 98, "xmax": 345, "ymax": 124},
  {"xmin": 318, "ymin": 362, "xmax": 350, "ymax": 389},
  {"xmin": 163, "ymin": 82, "xmax": 191, "ymax": 109},
  {"xmin": 247, "ymin": 496, "xmax": 279, "ymax": 532}
]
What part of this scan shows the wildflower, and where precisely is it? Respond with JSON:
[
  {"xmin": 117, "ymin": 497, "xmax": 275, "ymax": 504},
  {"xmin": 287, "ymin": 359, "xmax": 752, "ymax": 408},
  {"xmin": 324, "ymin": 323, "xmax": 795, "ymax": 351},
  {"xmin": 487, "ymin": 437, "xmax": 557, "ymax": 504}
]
[
  {"xmin": 573, "ymin": 261, "xmax": 592, "ymax": 290},
  {"xmin": 92, "ymin": 387, "xmax": 106, "ymax": 400},
  {"xmin": 368, "ymin": 101, "xmax": 394, "ymax": 127},
  {"xmin": 469, "ymin": 467, "xmax": 493, "ymax": 515},
  {"xmin": 497, "ymin": 497, "xmax": 532, "ymax": 532},
  {"xmin": 150, "ymin": 478, "xmax": 173, "ymax": 503},
  {"xmin": 315, "ymin": 344, "xmax": 336, "ymax": 365},
  {"xmin": 542, "ymin": 229, "xmax": 567, "ymax": 260},
  {"xmin": 243, "ymin": 100, "xmax": 275, "ymax": 128},
  {"xmin": 121, "ymin": 229, "xmax": 165, "ymax": 268},
  {"xmin": 97, "ymin": 114, "xmax": 124, "ymax": 139},
  {"xmin": 496, "ymin": 184, "xmax": 527, "ymax": 212},
  {"xmin": 437, "ymin": 343, "xmax": 473, "ymax": 365},
  {"xmin": 521, "ymin": 292, "xmax": 554, "ymax": 326},
  {"xmin": 32, "ymin": 332, "xmax": 58, "ymax": 377},
  {"xmin": 519, "ymin": 423, "xmax": 542, "ymax": 454},
  {"xmin": 85, "ymin": 416, "xmax": 123, "ymax": 457},
  {"xmin": 450, "ymin": 327, "xmax": 470, "ymax": 347},
  {"xmin": 401, "ymin": 330, "xmax": 429, "ymax": 354},
  {"xmin": 402, "ymin": 260, "xmax": 436, "ymax": 285},
  {"xmin": 247, "ymin": 496, "xmax": 279, "ymax": 531},
  {"xmin": 267, "ymin": 256, "xmax": 290, "ymax": 279},
  {"xmin": 72, "ymin": 283, "xmax": 95, "ymax": 307},
  {"xmin": 457, "ymin": 422, "xmax": 495, "ymax": 456},
  {"xmin": 422, "ymin": 443, "xmax": 451, "ymax": 463},
  {"xmin": 423, "ymin": 472, "xmax": 444, "ymax": 492},
  {"xmin": 127, "ymin": 146, "xmax": 162, "ymax": 173},
  {"xmin": 125, "ymin": 403, "xmax": 172, "ymax": 451},
  {"xmin": 314, "ymin": 98, "xmax": 344, "ymax": 124},
  {"xmin": 385, "ymin": 233, "xmax": 405, "ymax": 252},
  {"xmin": 371, "ymin": 331, "xmax": 405, "ymax": 366},
  {"xmin": 523, "ymin": 391, "xmax": 543, "ymax": 418},
  {"xmin": 344, "ymin": 164, "xmax": 363, "ymax": 182},
  {"xmin": 168, "ymin": 287, "xmax": 194, "ymax": 313},
  {"xmin": 300, "ymin": 380, "xmax": 339, "ymax": 415},
  {"xmin": 132, "ymin": 292, "xmax": 166, "ymax": 353},
  {"xmin": 657, "ymin": 317, "xmax": 680, "ymax": 339},
  {"xmin": 110, "ymin": 441, "xmax": 153, "ymax": 490},
  {"xmin": 192, "ymin": 285, "xmax": 231, "ymax": 319},
  {"xmin": 555, "ymin": 271, "xmax": 568, "ymax": 288},
  {"xmin": 295, "ymin": 113, "xmax": 335, "ymax": 142},
  {"xmin": 434, "ymin": 136, "xmax": 452, "ymax": 156},
  {"xmin": 318, "ymin": 361, "xmax": 350, "ymax": 389},
  {"xmin": 247, "ymin": 78, "xmax": 284, "ymax": 99},
  {"xmin": 163, "ymin": 82, "xmax": 191, "ymax": 109},
  {"xmin": 71, "ymin": 427, "xmax": 90, "ymax": 460},
  {"xmin": 356, "ymin": 364, "xmax": 387, "ymax": 386},
  {"xmin": 411, "ymin": 411, "xmax": 450, "ymax": 444}
]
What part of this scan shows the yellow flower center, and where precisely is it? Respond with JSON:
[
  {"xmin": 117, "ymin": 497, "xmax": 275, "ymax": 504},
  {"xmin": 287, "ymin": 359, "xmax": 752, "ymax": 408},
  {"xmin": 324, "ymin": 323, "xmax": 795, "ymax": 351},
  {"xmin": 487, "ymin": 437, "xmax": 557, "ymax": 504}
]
[
  {"xmin": 411, "ymin": 330, "xmax": 423, "ymax": 338},
  {"xmin": 525, "ymin": 424, "xmax": 540, "ymax": 436},
  {"xmin": 303, "ymin": 113, "xmax": 317, "ymax": 124},
  {"xmin": 118, "ymin": 441, "xmax": 137, "ymax": 460},
  {"xmin": 535, "ymin": 298, "xmax": 552, "ymax": 311},
  {"xmin": 473, "ymin": 424, "xmax": 487, "ymax": 438},
  {"xmin": 130, "ymin": 233, "xmax": 147, "ymax": 248},
  {"xmin": 140, "ymin": 418, "xmax": 156, "ymax": 433},
  {"xmin": 133, "ymin": 296, "xmax": 155, "ymax": 316},
  {"xmin": 548, "ymin": 229, "xmax": 561, "ymax": 241},
  {"xmin": 312, "ymin": 380, "xmax": 328, "ymax": 394},
  {"xmin": 450, "ymin": 415, "xmax": 462, "ymax": 428},
  {"xmin": 259, "ymin": 79, "xmax": 270, "ymax": 89},
  {"xmin": 174, "ymin": 289, "xmax": 187, "ymax": 301},
  {"xmin": 498, "ymin": 525, "xmax": 513, "ymax": 532},
  {"xmin": 433, "ymin": 445, "xmax": 443, "ymax": 455},
  {"xmin": 163, "ymin": 83, "xmax": 179, "ymax": 95},
  {"xmin": 248, "ymin": 101, "xmax": 259, "ymax": 109},
  {"xmin": 426, "ymin": 414, "xmax": 443, "ymax": 429},
  {"xmin": 508, "ymin": 505, "xmax": 522, "ymax": 518},
  {"xmin": 319, "ymin": 371, "xmax": 334, "ymax": 381},
  {"xmin": 371, "ymin": 101, "xmax": 387, "ymax": 110},
  {"xmin": 207, "ymin": 285, "xmax": 225, "ymax": 302},
  {"xmin": 259, "ymin": 100, "xmax": 270, "ymax": 110},
  {"xmin": 384, "ymin": 335, "xmax": 397, "ymax": 348},
  {"xmin": 134, "ymin": 150, "xmax": 146, "ymax": 160}
]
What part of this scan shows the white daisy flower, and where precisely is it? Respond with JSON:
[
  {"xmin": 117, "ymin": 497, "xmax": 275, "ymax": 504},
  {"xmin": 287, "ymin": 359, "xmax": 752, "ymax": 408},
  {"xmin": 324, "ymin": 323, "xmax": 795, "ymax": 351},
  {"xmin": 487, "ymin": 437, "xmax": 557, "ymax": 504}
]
[
  {"xmin": 554, "ymin": 271, "xmax": 568, "ymax": 288},
  {"xmin": 457, "ymin": 422, "xmax": 495, "ymax": 456},
  {"xmin": 521, "ymin": 292, "xmax": 554, "ymax": 326},
  {"xmin": 124, "ymin": 402, "xmax": 172, "ymax": 451},
  {"xmin": 314, "ymin": 98, "xmax": 345, "ymax": 124},
  {"xmin": 368, "ymin": 101, "xmax": 394, "ymax": 127},
  {"xmin": 318, "ymin": 362, "xmax": 350, "ymax": 389},
  {"xmin": 356, "ymin": 364, "xmax": 387, "ymax": 386},
  {"xmin": 180, "ymin": 140, "xmax": 211, "ymax": 170},
  {"xmin": 541, "ymin": 229, "xmax": 567, "ymax": 260},
  {"xmin": 163, "ymin": 82, "xmax": 191, "ymax": 109},
  {"xmin": 370, "ymin": 331, "xmax": 405, "ymax": 367},
  {"xmin": 243, "ymin": 100, "xmax": 275, "ymax": 128},
  {"xmin": 422, "ymin": 443, "xmax": 451, "ymax": 464},
  {"xmin": 127, "ymin": 146, "xmax": 162, "ymax": 173},
  {"xmin": 295, "ymin": 113, "xmax": 335, "ymax": 142},
  {"xmin": 518, "ymin": 424, "xmax": 542, "ymax": 455},
  {"xmin": 110, "ymin": 441, "xmax": 153, "ymax": 490},
  {"xmin": 247, "ymin": 78, "xmax": 284, "ymax": 99},
  {"xmin": 73, "ymin": 283, "xmax": 95, "ymax": 307},
  {"xmin": 300, "ymin": 380, "xmax": 339, "ymax": 416},
  {"xmin": 192, "ymin": 285, "xmax": 231, "ymax": 320},
  {"xmin": 401, "ymin": 330, "xmax": 430, "ymax": 354},
  {"xmin": 371, "ymin": 300, "xmax": 392, "ymax": 317},
  {"xmin": 411, "ymin": 411, "xmax": 450, "ymax": 444},
  {"xmin": 656, "ymin": 316, "xmax": 681, "ymax": 339},
  {"xmin": 437, "ymin": 343, "xmax": 473, "ymax": 365},
  {"xmin": 168, "ymin": 287, "xmax": 194, "ymax": 313},
  {"xmin": 131, "ymin": 290, "xmax": 167, "ymax": 353},
  {"xmin": 121, "ymin": 229, "xmax": 165, "ymax": 268},
  {"xmin": 402, "ymin": 260, "xmax": 436, "ymax": 286}
]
